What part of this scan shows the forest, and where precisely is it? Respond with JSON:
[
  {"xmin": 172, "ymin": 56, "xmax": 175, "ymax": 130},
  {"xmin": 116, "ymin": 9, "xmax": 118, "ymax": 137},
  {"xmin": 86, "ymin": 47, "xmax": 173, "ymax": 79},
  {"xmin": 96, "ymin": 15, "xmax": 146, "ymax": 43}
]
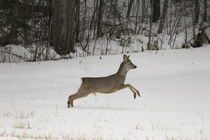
[{"xmin": 0, "ymin": 0, "xmax": 209, "ymax": 62}]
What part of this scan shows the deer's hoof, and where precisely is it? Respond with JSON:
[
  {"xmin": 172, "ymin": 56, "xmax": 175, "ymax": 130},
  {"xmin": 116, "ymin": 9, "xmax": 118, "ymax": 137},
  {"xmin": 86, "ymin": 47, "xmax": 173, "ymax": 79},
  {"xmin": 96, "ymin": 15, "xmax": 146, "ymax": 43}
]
[
  {"xmin": 137, "ymin": 91, "xmax": 140, "ymax": 97},
  {"xmin": 134, "ymin": 93, "xmax": 136, "ymax": 99}
]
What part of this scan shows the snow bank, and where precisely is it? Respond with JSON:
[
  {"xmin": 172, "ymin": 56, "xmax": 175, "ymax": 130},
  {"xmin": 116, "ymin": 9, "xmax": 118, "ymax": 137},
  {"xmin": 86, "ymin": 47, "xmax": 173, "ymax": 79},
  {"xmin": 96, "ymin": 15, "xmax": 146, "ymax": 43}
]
[
  {"xmin": 0, "ymin": 45, "xmax": 31, "ymax": 63},
  {"xmin": 0, "ymin": 44, "xmax": 60, "ymax": 63},
  {"xmin": 0, "ymin": 46, "xmax": 210, "ymax": 140}
]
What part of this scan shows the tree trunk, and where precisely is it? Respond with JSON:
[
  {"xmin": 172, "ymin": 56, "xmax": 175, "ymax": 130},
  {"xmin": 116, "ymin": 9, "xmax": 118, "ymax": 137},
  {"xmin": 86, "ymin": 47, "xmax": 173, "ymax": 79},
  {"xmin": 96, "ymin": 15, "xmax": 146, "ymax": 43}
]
[
  {"xmin": 147, "ymin": 12, "xmax": 152, "ymax": 50},
  {"xmin": 126, "ymin": 0, "xmax": 135, "ymax": 18},
  {"xmin": 97, "ymin": 0, "xmax": 104, "ymax": 38},
  {"xmin": 203, "ymin": 0, "xmax": 207, "ymax": 22},
  {"xmin": 141, "ymin": 0, "xmax": 145, "ymax": 23},
  {"xmin": 52, "ymin": 0, "xmax": 77, "ymax": 55},
  {"xmin": 194, "ymin": 0, "xmax": 200, "ymax": 24},
  {"xmin": 151, "ymin": 0, "xmax": 160, "ymax": 22},
  {"xmin": 157, "ymin": 0, "xmax": 169, "ymax": 34},
  {"xmin": 135, "ymin": 0, "xmax": 140, "ymax": 33},
  {"xmin": 75, "ymin": 0, "xmax": 80, "ymax": 42}
]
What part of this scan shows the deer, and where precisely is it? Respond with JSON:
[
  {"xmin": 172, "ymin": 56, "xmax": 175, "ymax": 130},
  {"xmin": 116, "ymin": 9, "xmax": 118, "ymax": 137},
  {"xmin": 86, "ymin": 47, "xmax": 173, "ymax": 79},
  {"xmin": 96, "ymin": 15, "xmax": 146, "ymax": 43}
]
[{"xmin": 67, "ymin": 55, "xmax": 140, "ymax": 108}]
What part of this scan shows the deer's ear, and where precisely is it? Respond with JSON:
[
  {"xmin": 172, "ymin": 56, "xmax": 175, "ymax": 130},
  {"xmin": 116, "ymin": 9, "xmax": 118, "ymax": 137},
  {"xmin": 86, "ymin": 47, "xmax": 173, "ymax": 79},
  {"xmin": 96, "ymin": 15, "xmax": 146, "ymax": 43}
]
[{"xmin": 123, "ymin": 55, "xmax": 128, "ymax": 61}]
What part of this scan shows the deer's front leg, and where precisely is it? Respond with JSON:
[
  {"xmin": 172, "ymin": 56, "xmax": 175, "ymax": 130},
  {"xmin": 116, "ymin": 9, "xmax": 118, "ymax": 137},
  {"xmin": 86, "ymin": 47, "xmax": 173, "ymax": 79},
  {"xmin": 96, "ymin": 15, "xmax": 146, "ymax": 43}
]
[
  {"xmin": 119, "ymin": 84, "xmax": 140, "ymax": 99},
  {"xmin": 128, "ymin": 85, "xmax": 140, "ymax": 97}
]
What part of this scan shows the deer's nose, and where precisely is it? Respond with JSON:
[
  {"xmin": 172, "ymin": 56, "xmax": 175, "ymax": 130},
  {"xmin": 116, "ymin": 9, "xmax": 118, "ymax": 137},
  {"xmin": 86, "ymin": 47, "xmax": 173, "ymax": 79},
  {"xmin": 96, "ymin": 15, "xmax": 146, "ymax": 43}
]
[{"xmin": 134, "ymin": 65, "xmax": 137, "ymax": 68}]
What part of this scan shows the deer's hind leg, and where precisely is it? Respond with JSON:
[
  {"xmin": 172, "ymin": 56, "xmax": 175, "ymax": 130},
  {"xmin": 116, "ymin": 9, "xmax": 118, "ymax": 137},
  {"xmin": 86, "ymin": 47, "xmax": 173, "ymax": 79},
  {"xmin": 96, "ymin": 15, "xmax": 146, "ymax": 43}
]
[
  {"xmin": 67, "ymin": 83, "xmax": 92, "ymax": 108},
  {"xmin": 68, "ymin": 93, "xmax": 78, "ymax": 108},
  {"xmin": 67, "ymin": 94, "xmax": 73, "ymax": 108}
]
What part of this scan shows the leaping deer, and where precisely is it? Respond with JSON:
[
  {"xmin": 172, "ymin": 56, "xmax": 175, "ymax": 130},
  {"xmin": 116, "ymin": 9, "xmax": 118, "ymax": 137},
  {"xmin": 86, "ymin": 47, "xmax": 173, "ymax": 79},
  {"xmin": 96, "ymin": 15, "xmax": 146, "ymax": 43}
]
[{"xmin": 67, "ymin": 55, "xmax": 140, "ymax": 108}]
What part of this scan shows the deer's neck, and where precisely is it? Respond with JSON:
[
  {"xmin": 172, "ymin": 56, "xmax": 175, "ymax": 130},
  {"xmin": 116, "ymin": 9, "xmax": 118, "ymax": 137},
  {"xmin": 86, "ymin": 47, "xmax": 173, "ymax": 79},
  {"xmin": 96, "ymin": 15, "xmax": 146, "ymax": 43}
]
[{"xmin": 116, "ymin": 62, "xmax": 128, "ymax": 78}]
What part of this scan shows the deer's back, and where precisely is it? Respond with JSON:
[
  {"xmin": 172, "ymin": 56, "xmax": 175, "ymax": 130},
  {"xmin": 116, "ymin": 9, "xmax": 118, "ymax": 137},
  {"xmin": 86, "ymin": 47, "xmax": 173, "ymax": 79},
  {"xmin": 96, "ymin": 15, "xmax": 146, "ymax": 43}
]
[{"xmin": 81, "ymin": 74, "xmax": 125, "ymax": 94}]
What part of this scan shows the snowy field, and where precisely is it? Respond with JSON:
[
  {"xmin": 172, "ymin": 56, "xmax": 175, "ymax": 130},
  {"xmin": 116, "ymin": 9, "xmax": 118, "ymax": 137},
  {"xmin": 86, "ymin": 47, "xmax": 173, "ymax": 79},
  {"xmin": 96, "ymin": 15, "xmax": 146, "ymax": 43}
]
[{"xmin": 0, "ymin": 46, "xmax": 210, "ymax": 140}]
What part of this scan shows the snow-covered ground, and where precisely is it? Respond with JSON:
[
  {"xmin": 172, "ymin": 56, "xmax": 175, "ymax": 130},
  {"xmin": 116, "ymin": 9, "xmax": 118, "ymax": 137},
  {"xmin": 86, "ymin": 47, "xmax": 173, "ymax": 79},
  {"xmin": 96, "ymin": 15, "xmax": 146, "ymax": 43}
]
[{"xmin": 0, "ymin": 46, "xmax": 210, "ymax": 140}]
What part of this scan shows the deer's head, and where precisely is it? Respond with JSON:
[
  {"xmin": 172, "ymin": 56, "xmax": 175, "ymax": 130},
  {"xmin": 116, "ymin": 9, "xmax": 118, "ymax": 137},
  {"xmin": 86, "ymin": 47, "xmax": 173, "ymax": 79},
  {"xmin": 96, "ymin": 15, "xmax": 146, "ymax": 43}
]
[{"xmin": 123, "ymin": 55, "xmax": 137, "ymax": 71}]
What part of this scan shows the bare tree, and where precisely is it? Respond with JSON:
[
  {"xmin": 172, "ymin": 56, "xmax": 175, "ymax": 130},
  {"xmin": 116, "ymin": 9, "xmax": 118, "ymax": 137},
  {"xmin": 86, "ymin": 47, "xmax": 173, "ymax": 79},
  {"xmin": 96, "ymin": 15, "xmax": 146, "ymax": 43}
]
[
  {"xmin": 203, "ymin": 0, "xmax": 207, "ymax": 22},
  {"xmin": 151, "ymin": 0, "xmax": 160, "ymax": 22},
  {"xmin": 194, "ymin": 0, "xmax": 200, "ymax": 24},
  {"xmin": 97, "ymin": 0, "xmax": 104, "ymax": 38},
  {"xmin": 141, "ymin": 0, "xmax": 146, "ymax": 23},
  {"xmin": 157, "ymin": 0, "xmax": 169, "ymax": 34},
  {"xmin": 75, "ymin": 0, "xmax": 80, "ymax": 42},
  {"xmin": 52, "ymin": 0, "xmax": 77, "ymax": 55},
  {"xmin": 126, "ymin": 0, "xmax": 135, "ymax": 18}
]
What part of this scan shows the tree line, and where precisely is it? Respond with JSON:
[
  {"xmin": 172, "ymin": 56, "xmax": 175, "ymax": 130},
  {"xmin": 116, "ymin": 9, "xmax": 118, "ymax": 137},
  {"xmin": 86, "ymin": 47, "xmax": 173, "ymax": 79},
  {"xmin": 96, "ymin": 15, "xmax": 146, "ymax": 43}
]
[{"xmin": 0, "ymin": 0, "xmax": 209, "ymax": 58}]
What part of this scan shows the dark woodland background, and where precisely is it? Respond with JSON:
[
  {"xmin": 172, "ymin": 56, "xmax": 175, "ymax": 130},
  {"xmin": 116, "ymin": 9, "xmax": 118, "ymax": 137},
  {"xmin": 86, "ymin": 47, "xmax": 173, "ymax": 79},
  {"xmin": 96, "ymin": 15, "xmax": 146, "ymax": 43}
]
[{"xmin": 0, "ymin": 0, "xmax": 209, "ymax": 62}]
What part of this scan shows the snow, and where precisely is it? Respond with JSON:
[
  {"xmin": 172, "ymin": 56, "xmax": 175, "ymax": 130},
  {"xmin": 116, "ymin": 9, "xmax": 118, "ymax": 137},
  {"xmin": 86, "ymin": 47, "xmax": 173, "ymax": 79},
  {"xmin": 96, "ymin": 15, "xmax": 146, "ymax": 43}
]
[
  {"xmin": 0, "ymin": 46, "xmax": 210, "ymax": 140},
  {"xmin": 0, "ymin": 44, "xmax": 60, "ymax": 63},
  {"xmin": 0, "ymin": 45, "xmax": 31, "ymax": 63}
]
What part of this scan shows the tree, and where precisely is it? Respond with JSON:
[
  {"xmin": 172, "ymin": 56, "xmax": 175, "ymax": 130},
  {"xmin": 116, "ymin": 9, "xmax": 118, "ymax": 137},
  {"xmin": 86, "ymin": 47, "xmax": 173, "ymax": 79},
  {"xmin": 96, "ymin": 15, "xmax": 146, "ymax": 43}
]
[
  {"xmin": 151, "ymin": 0, "xmax": 160, "ymax": 22},
  {"xmin": 52, "ymin": 0, "xmax": 77, "ymax": 55},
  {"xmin": 194, "ymin": 0, "xmax": 200, "ymax": 24},
  {"xmin": 141, "ymin": 0, "xmax": 146, "ymax": 23},
  {"xmin": 203, "ymin": 0, "xmax": 207, "ymax": 22},
  {"xmin": 157, "ymin": 0, "xmax": 169, "ymax": 34},
  {"xmin": 0, "ymin": 0, "xmax": 33, "ymax": 46},
  {"xmin": 126, "ymin": 0, "xmax": 135, "ymax": 18},
  {"xmin": 97, "ymin": 0, "xmax": 104, "ymax": 38}
]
